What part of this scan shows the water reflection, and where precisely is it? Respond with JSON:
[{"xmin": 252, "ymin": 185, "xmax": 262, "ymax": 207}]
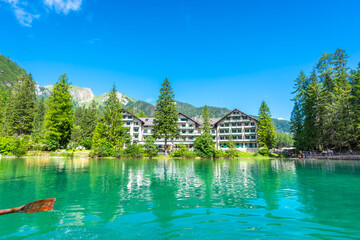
[{"xmin": 0, "ymin": 158, "xmax": 360, "ymax": 239}]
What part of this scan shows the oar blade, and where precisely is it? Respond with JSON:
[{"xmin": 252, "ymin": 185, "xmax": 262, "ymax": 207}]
[{"xmin": 18, "ymin": 198, "xmax": 56, "ymax": 213}]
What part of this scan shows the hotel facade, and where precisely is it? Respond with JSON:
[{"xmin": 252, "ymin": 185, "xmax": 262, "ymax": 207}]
[{"xmin": 121, "ymin": 108, "xmax": 259, "ymax": 152}]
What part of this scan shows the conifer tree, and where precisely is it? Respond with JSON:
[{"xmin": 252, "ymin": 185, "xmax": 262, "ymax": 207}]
[
  {"xmin": 44, "ymin": 73, "xmax": 74, "ymax": 148},
  {"xmin": 194, "ymin": 105, "xmax": 214, "ymax": 157},
  {"xmin": 32, "ymin": 97, "xmax": 46, "ymax": 139},
  {"xmin": 152, "ymin": 78, "xmax": 179, "ymax": 156},
  {"xmin": 7, "ymin": 74, "xmax": 36, "ymax": 135},
  {"xmin": 92, "ymin": 85, "xmax": 128, "ymax": 149},
  {"xmin": 257, "ymin": 101, "xmax": 277, "ymax": 149}
]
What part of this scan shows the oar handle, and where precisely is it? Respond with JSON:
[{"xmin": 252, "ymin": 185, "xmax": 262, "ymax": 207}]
[{"xmin": 0, "ymin": 208, "xmax": 18, "ymax": 216}]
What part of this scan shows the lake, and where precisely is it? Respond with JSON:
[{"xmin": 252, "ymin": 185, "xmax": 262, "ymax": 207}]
[{"xmin": 0, "ymin": 158, "xmax": 360, "ymax": 239}]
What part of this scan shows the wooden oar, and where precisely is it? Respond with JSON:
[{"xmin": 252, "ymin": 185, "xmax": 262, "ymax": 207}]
[{"xmin": 0, "ymin": 198, "xmax": 56, "ymax": 216}]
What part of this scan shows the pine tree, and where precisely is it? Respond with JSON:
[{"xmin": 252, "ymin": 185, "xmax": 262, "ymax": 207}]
[
  {"xmin": 144, "ymin": 136, "xmax": 158, "ymax": 159},
  {"xmin": 7, "ymin": 74, "xmax": 36, "ymax": 135},
  {"xmin": 93, "ymin": 85, "xmax": 128, "ymax": 149},
  {"xmin": 302, "ymin": 71, "xmax": 321, "ymax": 149},
  {"xmin": 32, "ymin": 97, "xmax": 46, "ymax": 139},
  {"xmin": 82, "ymin": 100, "xmax": 98, "ymax": 139},
  {"xmin": 257, "ymin": 101, "xmax": 277, "ymax": 149},
  {"xmin": 152, "ymin": 78, "xmax": 179, "ymax": 156},
  {"xmin": 44, "ymin": 73, "xmax": 74, "ymax": 148},
  {"xmin": 194, "ymin": 105, "xmax": 214, "ymax": 157},
  {"xmin": 290, "ymin": 101, "xmax": 304, "ymax": 151},
  {"xmin": 351, "ymin": 63, "xmax": 360, "ymax": 138},
  {"xmin": 332, "ymin": 49, "xmax": 355, "ymax": 150}
]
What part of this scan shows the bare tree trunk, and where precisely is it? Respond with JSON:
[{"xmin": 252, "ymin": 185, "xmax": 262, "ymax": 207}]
[{"xmin": 164, "ymin": 137, "xmax": 168, "ymax": 156}]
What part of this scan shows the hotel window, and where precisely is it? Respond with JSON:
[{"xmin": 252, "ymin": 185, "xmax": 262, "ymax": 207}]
[
  {"xmin": 128, "ymin": 116, "xmax": 132, "ymax": 119},
  {"xmin": 232, "ymin": 130, "xmax": 236, "ymax": 133},
  {"xmin": 237, "ymin": 123, "xmax": 241, "ymax": 126},
  {"xmin": 211, "ymin": 130, "xmax": 215, "ymax": 133},
  {"xmin": 226, "ymin": 117, "xmax": 230, "ymax": 120},
  {"xmin": 212, "ymin": 137, "xmax": 215, "ymax": 140},
  {"xmin": 245, "ymin": 136, "xmax": 250, "ymax": 139},
  {"xmin": 232, "ymin": 123, "xmax": 236, "ymax": 126},
  {"xmin": 182, "ymin": 124, "xmax": 186, "ymax": 128},
  {"xmin": 251, "ymin": 129, "xmax": 255, "ymax": 133},
  {"xmin": 189, "ymin": 137, "xmax": 194, "ymax": 140},
  {"xmin": 189, "ymin": 124, "xmax": 193, "ymax": 127},
  {"xmin": 236, "ymin": 143, "xmax": 240, "ymax": 148},
  {"xmin": 135, "ymin": 135, "xmax": 138, "ymax": 138},
  {"xmin": 134, "ymin": 128, "xmax": 138, "ymax": 132},
  {"xmin": 134, "ymin": 122, "xmax": 139, "ymax": 125},
  {"xmin": 243, "ymin": 116, "xmax": 248, "ymax": 120},
  {"xmin": 245, "ymin": 123, "xmax": 249, "ymax": 126},
  {"xmin": 238, "ymin": 129, "xmax": 242, "ymax": 133},
  {"xmin": 127, "ymin": 122, "xmax": 130, "ymax": 126},
  {"xmin": 251, "ymin": 136, "xmax": 256, "ymax": 139},
  {"xmin": 143, "ymin": 130, "xmax": 147, "ymax": 133},
  {"xmin": 220, "ymin": 136, "xmax": 224, "ymax": 140},
  {"xmin": 189, "ymin": 130, "xmax": 193, "ymax": 134},
  {"xmin": 182, "ymin": 130, "xmax": 186, "ymax": 134},
  {"xmin": 245, "ymin": 129, "xmax": 250, "ymax": 132},
  {"xmin": 220, "ymin": 124, "xmax": 224, "ymax": 127},
  {"xmin": 181, "ymin": 118, "xmax": 187, "ymax": 121},
  {"xmin": 220, "ymin": 130, "xmax": 224, "ymax": 133},
  {"xmin": 225, "ymin": 123, "xmax": 229, "ymax": 127},
  {"xmin": 251, "ymin": 122, "xmax": 255, "ymax": 126},
  {"xmin": 238, "ymin": 136, "xmax": 242, "ymax": 139}
]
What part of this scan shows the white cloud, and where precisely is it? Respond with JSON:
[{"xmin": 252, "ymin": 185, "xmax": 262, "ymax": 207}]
[
  {"xmin": 44, "ymin": 0, "xmax": 82, "ymax": 14},
  {"xmin": 1, "ymin": 0, "xmax": 40, "ymax": 27}
]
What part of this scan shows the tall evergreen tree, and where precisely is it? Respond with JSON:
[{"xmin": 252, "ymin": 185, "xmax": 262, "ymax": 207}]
[
  {"xmin": 302, "ymin": 71, "xmax": 322, "ymax": 149},
  {"xmin": 152, "ymin": 78, "xmax": 179, "ymax": 156},
  {"xmin": 32, "ymin": 97, "xmax": 46, "ymax": 139},
  {"xmin": 93, "ymin": 85, "xmax": 128, "ymax": 148},
  {"xmin": 194, "ymin": 105, "xmax": 214, "ymax": 157},
  {"xmin": 44, "ymin": 73, "xmax": 74, "ymax": 148},
  {"xmin": 257, "ymin": 101, "xmax": 277, "ymax": 149},
  {"xmin": 6, "ymin": 74, "xmax": 36, "ymax": 135}
]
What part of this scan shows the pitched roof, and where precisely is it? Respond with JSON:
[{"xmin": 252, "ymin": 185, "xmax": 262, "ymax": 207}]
[
  {"xmin": 139, "ymin": 117, "xmax": 155, "ymax": 126},
  {"xmin": 213, "ymin": 108, "xmax": 258, "ymax": 126},
  {"xmin": 120, "ymin": 109, "xmax": 145, "ymax": 123}
]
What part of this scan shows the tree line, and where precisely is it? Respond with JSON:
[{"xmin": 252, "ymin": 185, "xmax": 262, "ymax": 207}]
[
  {"xmin": 290, "ymin": 48, "xmax": 360, "ymax": 152},
  {"xmin": 0, "ymin": 72, "xmax": 279, "ymax": 157}
]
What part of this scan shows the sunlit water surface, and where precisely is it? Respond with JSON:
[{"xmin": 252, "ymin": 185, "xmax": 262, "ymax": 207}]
[{"xmin": 0, "ymin": 158, "xmax": 360, "ymax": 239}]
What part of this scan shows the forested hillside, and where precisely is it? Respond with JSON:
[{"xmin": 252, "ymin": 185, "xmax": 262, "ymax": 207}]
[{"xmin": 0, "ymin": 54, "xmax": 28, "ymax": 94}]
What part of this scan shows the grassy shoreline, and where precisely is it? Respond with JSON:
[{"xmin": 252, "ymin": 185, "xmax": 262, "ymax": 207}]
[{"xmin": 0, "ymin": 150, "xmax": 282, "ymax": 160}]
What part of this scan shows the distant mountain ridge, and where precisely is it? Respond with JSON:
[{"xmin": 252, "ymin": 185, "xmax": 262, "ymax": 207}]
[{"xmin": 0, "ymin": 53, "xmax": 291, "ymax": 133}]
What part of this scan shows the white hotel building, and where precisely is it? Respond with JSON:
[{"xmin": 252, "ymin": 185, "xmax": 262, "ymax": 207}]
[{"xmin": 121, "ymin": 108, "xmax": 258, "ymax": 152}]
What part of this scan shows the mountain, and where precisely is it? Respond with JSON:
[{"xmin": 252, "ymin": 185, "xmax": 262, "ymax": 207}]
[
  {"xmin": 0, "ymin": 54, "xmax": 291, "ymax": 133},
  {"xmin": 36, "ymin": 84, "xmax": 136, "ymax": 107},
  {"xmin": 0, "ymin": 54, "xmax": 28, "ymax": 94}
]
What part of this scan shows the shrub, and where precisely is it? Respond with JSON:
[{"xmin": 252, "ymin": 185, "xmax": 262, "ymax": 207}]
[
  {"xmin": 125, "ymin": 143, "xmax": 144, "ymax": 158},
  {"xmin": 214, "ymin": 149, "xmax": 226, "ymax": 158},
  {"xmin": 0, "ymin": 136, "xmax": 30, "ymax": 156},
  {"xmin": 170, "ymin": 144, "xmax": 190, "ymax": 158},
  {"xmin": 112, "ymin": 149, "xmax": 126, "ymax": 158},
  {"xmin": 81, "ymin": 138, "xmax": 93, "ymax": 150},
  {"xmin": 259, "ymin": 145, "xmax": 270, "ymax": 156},
  {"xmin": 43, "ymin": 138, "xmax": 60, "ymax": 151},
  {"xmin": 144, "ymin": 137, "xmax": 158, "ymax": 159},
  {"xmin": 93, "ymin": 140, "xmax": 114, "ymax": 157}
]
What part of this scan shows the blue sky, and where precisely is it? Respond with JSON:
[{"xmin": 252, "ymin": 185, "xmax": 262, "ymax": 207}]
[{"xmin": 2, "ymin": 0, "xmax": 360, "ymax": 119}]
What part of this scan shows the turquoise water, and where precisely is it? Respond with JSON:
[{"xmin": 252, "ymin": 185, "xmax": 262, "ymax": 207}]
[{"xmin": 0, "ymin": 158, "xmax": 360, "ymax": 239}]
